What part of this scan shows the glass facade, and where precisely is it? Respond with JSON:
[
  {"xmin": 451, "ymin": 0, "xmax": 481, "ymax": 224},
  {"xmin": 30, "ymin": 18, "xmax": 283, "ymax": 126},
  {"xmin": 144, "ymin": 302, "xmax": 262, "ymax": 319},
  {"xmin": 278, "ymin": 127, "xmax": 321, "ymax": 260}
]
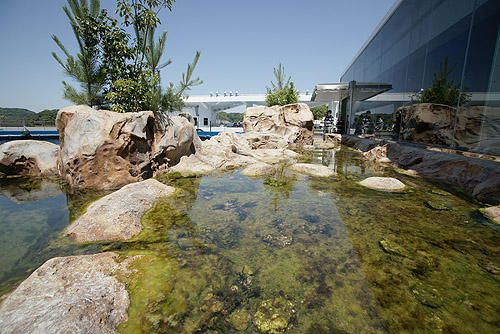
[{"xmin": 341, "ymin": 0, "xmax": 500, "ymax": 156}]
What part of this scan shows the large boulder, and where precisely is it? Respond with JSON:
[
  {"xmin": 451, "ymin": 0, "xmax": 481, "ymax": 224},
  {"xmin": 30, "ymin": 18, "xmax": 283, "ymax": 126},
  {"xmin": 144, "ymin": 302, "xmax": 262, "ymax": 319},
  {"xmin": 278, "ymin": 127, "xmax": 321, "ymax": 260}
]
[
  {"xmin": 0, "ymin": 252, "xmax": 134, "ymax": 334},
  {"xmin": 64, "ymin": 179, "xmax": 175, "ymax": 242},
  {"xmin": 242, "ymin": 103, "xmax": 314, "ymax": 149},
  {"xmin": 57, "ymin": 105, "xmax": 201, "ymax": 189},
  {"xmin": 0, "ymin": 140, "xmax": 59, "ymax": 177}
]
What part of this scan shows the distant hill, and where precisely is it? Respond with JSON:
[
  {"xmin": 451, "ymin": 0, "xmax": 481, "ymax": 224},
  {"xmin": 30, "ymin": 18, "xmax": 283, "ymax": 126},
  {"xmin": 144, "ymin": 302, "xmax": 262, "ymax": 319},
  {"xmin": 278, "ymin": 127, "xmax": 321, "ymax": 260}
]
[
  {"xmin": 218, "ymin": 111, "xmax": 243, "ymax": 123},
  {"xmin": 27, "ymin": 109, "xmax": 59, "ymax": 123},
  {"xmin": 0, "ymin": 107, "xmax": 35, "ymax": 120},
  {"xmin": 0, "ymin": 107, "xmax": 59, "ymax": 125}
]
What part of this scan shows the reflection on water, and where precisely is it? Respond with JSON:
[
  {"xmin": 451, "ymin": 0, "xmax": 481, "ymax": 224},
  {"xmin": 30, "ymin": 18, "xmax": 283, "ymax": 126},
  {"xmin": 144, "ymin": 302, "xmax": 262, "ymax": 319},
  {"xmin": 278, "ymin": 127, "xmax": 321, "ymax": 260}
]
[
  {"xmin": 0, "ymin": 147, "xmax": 499, "ymax": 333},
  {"xmin": 0, "ymin": 177, "xmax": 104, "ymax": 295}
]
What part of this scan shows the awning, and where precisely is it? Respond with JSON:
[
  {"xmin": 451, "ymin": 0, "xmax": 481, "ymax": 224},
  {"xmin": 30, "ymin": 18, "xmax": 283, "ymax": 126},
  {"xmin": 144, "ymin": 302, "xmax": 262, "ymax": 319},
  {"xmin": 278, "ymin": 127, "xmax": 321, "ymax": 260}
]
[{"xmin": 311, "ymin": 81, "xmax": 392, "ymax": 102}]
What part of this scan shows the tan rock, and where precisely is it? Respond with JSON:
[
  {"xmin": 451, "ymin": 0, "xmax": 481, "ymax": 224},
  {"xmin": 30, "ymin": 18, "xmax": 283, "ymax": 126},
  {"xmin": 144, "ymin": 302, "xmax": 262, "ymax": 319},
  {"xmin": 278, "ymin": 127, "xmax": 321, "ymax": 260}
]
[
  {"xmin": 242, "ymin": 103, "xmax": 314, "ymax": 149},
  {"xmin": 0, "ymin": 252, "xmax": 133, "ymax": 334},
  {"xmin": 64, "ymin": 179, "xmax": 175, "ymax": 242},
  {"xmin": 360, "ymin": 177, "xmax": 406, "ymax": 191},
  {"xmin": 288, "ymin": 163, "xmax": 335, "ymax": 177},
  {"xmin": 241, "ymin": 162, "xmax": 276, "ymax": 176},
  {"xmin": 483, "ymin": 206, "xmax": 500, "ymax": 224},
  {"xmin": 0, "ymin": 140, "xmax": 59, "ymax": 176},
  {"xmin": 57, "ymin": 105, "xmax": 200, "ymax": 189}
]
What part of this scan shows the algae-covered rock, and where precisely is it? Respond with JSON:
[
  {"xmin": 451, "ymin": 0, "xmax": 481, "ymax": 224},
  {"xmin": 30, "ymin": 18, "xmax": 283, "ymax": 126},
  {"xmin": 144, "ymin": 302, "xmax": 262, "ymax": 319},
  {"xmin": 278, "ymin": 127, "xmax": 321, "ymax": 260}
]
[
  {"xmin": 64, "ymin": 179, "xmax": 175, "ymax": 242},
  {"xmin": 360, "ymin": 177, "xmax": 405, "ymax": 191},
  {"xmin": 254, "ymin": 297, "xmax": 296, "ymax": 333},
  {"xmin": 262, "ymin": 234, "xmax": 293, "ymax": 248},
  {"xmin": 379, "ymin": 239, "xmax": 408, "ymax": 257},
  {"xmin": 478, "ymin": 261, "xmax": 500, "ymax": 277},
  {"xmin": 424, "ymin": 199, "xmax": 451, "ymax": 211},
  {"xmin": 229, "ymin": 308, "xmax": 252, "ymax": 331}
]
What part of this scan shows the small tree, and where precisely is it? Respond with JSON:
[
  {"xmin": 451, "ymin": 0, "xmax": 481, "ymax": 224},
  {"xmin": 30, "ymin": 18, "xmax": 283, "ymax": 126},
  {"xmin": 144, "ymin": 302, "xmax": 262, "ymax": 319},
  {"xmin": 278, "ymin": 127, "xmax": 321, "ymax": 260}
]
[
  {"xmin": 52, "ymin": 0, "xmax": 107, "ymax": 108},
  {"xmin": 53, "ymin": 0, "xmax": 202, "ymax": 113},
  {"xmin": 265, "ymin": 63, "xmax": 299, "ymax": 107},
  {"xmin": 412, "ymin": 58, "xmax": 470, "ymax": 106}
]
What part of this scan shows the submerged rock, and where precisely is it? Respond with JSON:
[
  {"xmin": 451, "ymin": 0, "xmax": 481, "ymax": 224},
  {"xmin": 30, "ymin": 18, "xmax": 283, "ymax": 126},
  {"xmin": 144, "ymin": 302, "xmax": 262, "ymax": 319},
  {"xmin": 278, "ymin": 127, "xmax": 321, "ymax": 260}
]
[
  {"xmin": 478, "ymin": 261, "xmax": 500, "ymax": 277},
  {"xmin": 263, "ymin": 234, "xmax": 293, "ymax": 248},
  {"xmin": 64, "ymin": 179, "xmax": 175, "ymax": 242},
  {"xmin": 229, "ymin": 308, "xmax": 252, "ymax": 331},
  {"xmin": 379, "ymin": 239, "xmax": 408, "ymax": 257},
  {"xmin": 0, "ymin": 140, "xmax": 59, "ymax": 177},
  {"xmin": 0, "ymin": 252, "xmax": 134, "ymax": 334},
  {"xmin": 288, "ymin": 163, "xmax": 335, "ymax": 177},
  {"xmin": 254, "ymin": 297, "xmax": 296, "ymax": 334},
  {"xmin": 241, "ymin": 162, "xmax": 277, "ymax": 177},
  {"xmin": 424, "ymin": 199, "xmax": 451, "ymax": 211},
  {"xmin": 360, "ymin": 177, "xmax": 405, "ymax": 191}
]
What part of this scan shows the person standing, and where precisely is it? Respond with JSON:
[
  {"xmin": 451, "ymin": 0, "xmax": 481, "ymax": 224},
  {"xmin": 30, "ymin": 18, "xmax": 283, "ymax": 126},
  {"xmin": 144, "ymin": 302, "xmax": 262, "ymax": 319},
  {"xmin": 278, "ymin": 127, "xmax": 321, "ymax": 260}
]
[
  {"xmin": 362, "ymin": 110, "xmax": 373, "ymax": 134},
  {"xmin": 323, "ymin": 110, "xmax": 334, "ymax": 139}
]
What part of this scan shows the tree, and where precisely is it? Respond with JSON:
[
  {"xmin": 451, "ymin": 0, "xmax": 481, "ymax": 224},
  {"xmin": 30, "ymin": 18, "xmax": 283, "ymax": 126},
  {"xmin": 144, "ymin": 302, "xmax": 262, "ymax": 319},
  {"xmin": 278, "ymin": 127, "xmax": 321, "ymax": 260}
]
[
  {"xmin": 310, "ymin": 105, "xmax": 328, "ymax": 120},
  {"xmin": 160, "ymin": 51, "xmax": 203, "ymax": 113},
  {"xmin": 53, "ymin": 0, "xmax": 202, "ymax": 113},
  {"xmin": 52, "ymin": 0, "xmax": 107, "ymax": 108},
  {"xmin": 412, "ymin": 58, "xmax": 470, "ymax": 107},
  {"xmin": 265, "ymin": 63, "xmax": 299, "ymax": 107}
]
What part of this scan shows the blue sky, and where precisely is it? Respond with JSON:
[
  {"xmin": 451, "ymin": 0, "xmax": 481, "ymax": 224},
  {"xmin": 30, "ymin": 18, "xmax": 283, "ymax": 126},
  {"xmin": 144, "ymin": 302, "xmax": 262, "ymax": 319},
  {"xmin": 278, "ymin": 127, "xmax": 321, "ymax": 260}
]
[{"xmin": 0, "ymin": 0, "xmax": 395, "ymax": 112}]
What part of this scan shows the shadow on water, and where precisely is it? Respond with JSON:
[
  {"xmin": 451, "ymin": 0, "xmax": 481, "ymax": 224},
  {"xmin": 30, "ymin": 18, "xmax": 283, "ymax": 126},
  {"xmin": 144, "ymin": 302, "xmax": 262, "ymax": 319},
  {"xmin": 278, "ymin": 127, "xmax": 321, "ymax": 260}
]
[{"xmin": 0, "ymin": 146, "xmax": 499, "ymax": 333}]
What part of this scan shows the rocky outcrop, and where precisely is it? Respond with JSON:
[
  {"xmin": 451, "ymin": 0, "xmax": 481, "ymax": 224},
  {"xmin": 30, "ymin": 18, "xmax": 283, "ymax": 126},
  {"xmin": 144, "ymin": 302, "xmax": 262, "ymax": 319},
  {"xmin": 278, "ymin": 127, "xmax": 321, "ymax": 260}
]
[
  {"xmin": 0, "ymin": 140, "xmax": 59, "ymax": 177},
  {"xmin": 399, "ymin": 103, "xmax": 500, "ymax": 156},
  {"xmin": 57, "ymin": 105, "xmax": 201, "ymax": 189},
  {"xmin": 0, "ymin": 252, "xmax": 134, "ymax": 334},
  {"xmin": 64, "ymin": 179, "xmax": 175, "ymax": 242},
  {"xmin": 333, "ymin": 135, "xmax": 500, "ymax": 204},
  {"xmin": 360, "ymin": 177, "xmax": 406, "ymax": 191},
  {"xmin": 171, "ymin": 132, "xmax": 299, "ymax": 176},
  {"xmin": 242, "ymin": 103, "xmax": 314, "ymax": 149}
]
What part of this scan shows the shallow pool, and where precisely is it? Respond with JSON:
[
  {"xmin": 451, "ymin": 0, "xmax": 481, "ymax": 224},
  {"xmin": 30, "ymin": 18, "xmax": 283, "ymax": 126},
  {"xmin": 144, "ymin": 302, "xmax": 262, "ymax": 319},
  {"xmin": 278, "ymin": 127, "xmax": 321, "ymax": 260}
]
[{"xmin": 1, "ymin": 146, "xmax": 499, "ymax": 333}]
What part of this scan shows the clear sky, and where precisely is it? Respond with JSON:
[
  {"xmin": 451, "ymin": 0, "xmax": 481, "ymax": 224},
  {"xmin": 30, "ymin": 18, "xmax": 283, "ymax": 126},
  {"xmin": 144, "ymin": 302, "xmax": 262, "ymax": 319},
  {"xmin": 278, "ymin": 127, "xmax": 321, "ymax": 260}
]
[{"xmin": 0, "ymin": 0, "xmax": 395, "ymax": 112}]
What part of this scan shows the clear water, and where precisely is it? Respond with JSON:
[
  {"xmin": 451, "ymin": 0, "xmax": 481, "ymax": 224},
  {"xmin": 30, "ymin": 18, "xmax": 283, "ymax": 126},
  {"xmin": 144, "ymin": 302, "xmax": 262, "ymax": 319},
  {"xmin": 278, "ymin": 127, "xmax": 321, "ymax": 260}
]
[{"xmin": 1, "ymin": 147, "xmax": 499, "ymax": 334}]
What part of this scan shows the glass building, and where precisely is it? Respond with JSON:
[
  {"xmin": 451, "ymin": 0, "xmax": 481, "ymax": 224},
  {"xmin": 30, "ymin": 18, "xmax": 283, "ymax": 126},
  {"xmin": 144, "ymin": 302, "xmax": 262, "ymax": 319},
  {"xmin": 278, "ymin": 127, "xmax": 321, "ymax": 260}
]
[{"xmin": 338, "ymin": 0, "xmax": 500, "ymax": 155}]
